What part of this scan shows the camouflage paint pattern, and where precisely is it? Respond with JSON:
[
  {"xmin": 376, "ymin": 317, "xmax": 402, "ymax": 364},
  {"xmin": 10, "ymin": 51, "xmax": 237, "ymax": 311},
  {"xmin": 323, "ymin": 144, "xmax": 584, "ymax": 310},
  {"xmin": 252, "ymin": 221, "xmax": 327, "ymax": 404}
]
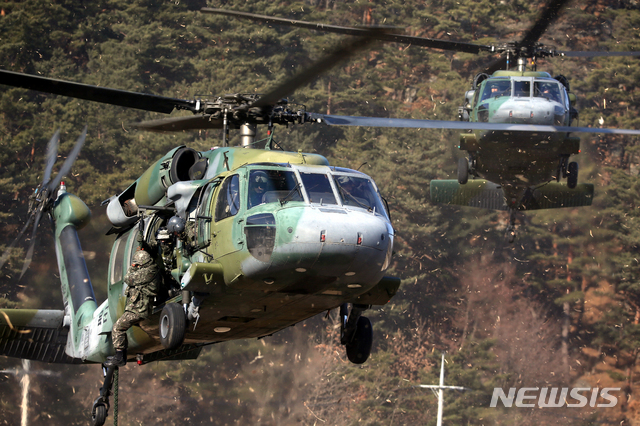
[{"xmin": 1, "ymin": 146, "xmax": 399, "ymax": 364}]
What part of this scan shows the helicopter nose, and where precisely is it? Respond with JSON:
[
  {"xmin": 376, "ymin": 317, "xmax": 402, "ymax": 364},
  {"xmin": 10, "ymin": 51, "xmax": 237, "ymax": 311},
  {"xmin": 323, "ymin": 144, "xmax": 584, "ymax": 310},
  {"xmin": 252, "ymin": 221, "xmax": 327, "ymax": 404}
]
[
  {"xmin": 493, "ymin": 98, "xmax": 566, "ymax": 126},
  {"xmin": 241, "ymin": 206, "xmax": 393, "ymax": 285}
]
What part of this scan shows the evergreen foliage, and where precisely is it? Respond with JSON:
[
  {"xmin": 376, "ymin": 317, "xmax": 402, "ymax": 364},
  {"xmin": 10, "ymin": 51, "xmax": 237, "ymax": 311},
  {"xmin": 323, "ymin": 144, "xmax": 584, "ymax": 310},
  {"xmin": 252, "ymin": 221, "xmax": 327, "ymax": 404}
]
[{"xmin": 1, "ymin": 0, "xmax": 640, "ymax": 424}]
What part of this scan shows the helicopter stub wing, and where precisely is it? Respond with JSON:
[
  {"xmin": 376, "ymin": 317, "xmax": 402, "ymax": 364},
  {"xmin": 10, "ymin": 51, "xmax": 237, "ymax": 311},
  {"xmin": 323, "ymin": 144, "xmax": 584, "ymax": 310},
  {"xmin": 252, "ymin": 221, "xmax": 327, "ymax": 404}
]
[
  {"xmin": 430, "ymin": 179, "xmax": 594, "ymax": 211},
  {"xmin": 0, "ymin": 309, "xmax": 81, "ymax": 364},
  {"xmin": 318, "ymin": 114, "xmax": 640, "ymax": 136}
]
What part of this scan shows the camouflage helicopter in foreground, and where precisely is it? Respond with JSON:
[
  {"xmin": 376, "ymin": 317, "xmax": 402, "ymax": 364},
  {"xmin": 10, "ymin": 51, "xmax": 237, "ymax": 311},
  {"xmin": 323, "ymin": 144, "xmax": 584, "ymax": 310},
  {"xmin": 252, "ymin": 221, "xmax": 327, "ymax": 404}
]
[
  {"xmin": 206, "ymin": 0, "xmax": 640, "ymax": 241},
  {"xmin": 1, "ymin": 6, "xmax": 640, "ymax": 424},
  {"xmin": 0, "ymin": 34, "xmax": 400, "ymax": 425}
]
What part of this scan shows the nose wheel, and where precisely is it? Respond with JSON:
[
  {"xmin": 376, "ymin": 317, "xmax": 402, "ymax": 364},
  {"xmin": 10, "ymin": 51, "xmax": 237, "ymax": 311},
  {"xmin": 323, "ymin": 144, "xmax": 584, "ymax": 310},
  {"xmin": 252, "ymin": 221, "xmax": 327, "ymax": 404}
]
[
  {"xmin": 340, "ymin": 303, "xmax": 373, "ymax": 364},
  {"xmin": 457, "ymin": 157, "xmax": 469, "ymax": 185},
  {"xmin": 557, "ymin": 156, "xmax": 579, "ymax": 189}
]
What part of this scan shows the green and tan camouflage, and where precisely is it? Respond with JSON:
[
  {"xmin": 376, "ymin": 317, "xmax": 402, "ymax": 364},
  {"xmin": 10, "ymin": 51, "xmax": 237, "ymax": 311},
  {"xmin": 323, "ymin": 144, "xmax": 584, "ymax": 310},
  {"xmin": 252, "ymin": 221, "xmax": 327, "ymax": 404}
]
[{"xmin": 1, "ymin": 145, "xmax": 400, "ymax": 366}]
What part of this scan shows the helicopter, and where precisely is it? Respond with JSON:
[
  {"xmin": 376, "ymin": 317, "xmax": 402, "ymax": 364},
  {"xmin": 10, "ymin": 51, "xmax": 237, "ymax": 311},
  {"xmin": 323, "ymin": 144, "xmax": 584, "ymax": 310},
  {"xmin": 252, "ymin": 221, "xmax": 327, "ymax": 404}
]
[
  {"xmin": 0, "ymin": 33, "xmax": 400, "ymax": 425},
  {"xmin": 203, "ymin": 0, "xmax": 640, "ymax": 241},
  {"xmin": 0, "ymin": 5, "xmax": 638, "ymax": 424}
]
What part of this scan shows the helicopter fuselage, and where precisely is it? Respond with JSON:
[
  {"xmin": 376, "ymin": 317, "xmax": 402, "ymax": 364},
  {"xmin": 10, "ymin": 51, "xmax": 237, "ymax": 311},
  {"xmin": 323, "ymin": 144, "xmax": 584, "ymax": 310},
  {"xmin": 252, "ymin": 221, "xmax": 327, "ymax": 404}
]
[
  {"xmin": 459, "ymin": 71, "xmax": 580, "ymax": 202},
  {"xmin": 96, "ymin": 146, "xmax": 397, "ymax": 361}
]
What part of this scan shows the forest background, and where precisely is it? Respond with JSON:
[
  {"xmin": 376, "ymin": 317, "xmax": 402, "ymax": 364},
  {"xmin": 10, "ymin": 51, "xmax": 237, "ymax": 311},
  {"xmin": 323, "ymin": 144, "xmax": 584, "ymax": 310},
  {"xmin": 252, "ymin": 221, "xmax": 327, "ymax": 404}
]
[{"xmin": 1, "ymin": 0, "xmax": 639, "ymax": 424}]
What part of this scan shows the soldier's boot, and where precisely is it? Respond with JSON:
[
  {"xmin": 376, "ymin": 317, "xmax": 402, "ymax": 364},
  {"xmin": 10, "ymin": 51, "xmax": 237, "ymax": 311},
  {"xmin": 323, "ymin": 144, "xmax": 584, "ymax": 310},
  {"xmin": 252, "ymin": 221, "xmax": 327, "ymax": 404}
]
[{"xmin": 105, "ymin": 350, "xmax": 127, "ymax": 368}]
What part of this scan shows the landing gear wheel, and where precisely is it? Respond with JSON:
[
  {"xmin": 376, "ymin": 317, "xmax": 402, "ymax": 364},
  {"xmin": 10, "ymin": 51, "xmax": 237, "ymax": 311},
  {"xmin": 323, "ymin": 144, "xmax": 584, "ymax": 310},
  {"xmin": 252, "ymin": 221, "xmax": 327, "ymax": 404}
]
[
  {"xmin": 160, "ymin": 303, "xmax": 186, "ymax": 350},
  {"xmin": 468, "ymin": 153, "xmax": 478, "ymax": 178},
  {"xmin": 457, "ymin": 157, "xmax": 469, "ymax": 185},
  {"xmin": 346, "ymin": 316, "xmax": 373, "ymax": 364},
  {"xmin": 557, "ymin": 155, "xmax": 569, "ymax": 181},
  {"xmin": 567, "ymin": 161, "xmax": 578, "ymax": 189},
  {"xmin": 91, "ymin": 403, "xmax": 107, "ymax": 426}
]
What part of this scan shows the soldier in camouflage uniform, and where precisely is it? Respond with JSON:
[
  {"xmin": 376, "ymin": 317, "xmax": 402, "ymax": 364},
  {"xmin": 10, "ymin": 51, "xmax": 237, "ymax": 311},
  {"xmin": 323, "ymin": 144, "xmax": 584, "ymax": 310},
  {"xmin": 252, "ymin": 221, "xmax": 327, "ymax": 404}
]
[
  {"xmin": 105, "ymin": 246, "xmax": 161, "ymax": 367},
  {"xmin": 167, "ymin": 215, "xmax": 197, "ymax": 253}
]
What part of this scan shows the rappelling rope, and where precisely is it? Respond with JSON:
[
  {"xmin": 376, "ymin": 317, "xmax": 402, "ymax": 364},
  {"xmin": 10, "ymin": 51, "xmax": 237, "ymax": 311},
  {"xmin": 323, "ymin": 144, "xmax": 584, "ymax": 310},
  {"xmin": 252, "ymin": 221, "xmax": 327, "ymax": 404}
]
[{"xmin": 113, "ymin": 368, "xmax": 119, "ymax": 426}]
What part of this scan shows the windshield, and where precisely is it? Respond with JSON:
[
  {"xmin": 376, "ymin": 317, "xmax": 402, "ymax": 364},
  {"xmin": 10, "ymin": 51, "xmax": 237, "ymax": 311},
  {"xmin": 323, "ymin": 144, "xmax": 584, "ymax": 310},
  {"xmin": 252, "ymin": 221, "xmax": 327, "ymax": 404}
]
[
  {"xmin": 514, "ymin": 80, "xmax": 531, "ymax": 97},
  {"xmin": 247, "ymin": 169, "xmax": 301, "ymax": 209},
  {"xmin": 299, "ymin": 172, "xmax": 338, "ymax": 205},
  {"xmin": 480, "ymin": 80, "xmax": 511, "ymax": 101},
  {"xmin": 334, "ymin": 175, "xmax": 387, "ymax": 217},
  {"xmin": 534, "ymin": 81, "xmax": 562, "ymax": 103}
]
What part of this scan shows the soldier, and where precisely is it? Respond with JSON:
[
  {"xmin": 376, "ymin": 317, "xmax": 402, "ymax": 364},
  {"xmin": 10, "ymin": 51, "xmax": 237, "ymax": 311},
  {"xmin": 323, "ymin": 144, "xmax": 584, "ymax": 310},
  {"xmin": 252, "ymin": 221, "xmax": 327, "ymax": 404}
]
[
  {"xmin": 105, "ymin": 245, "xmax": 161, "ymax": 367},
  {"xmin": 248, "ymin": 171, "xmax": 268, "ymax": 208},
  {"xmin": 167, "ymin": 215, "xmax": 197, "ymax": 252}
]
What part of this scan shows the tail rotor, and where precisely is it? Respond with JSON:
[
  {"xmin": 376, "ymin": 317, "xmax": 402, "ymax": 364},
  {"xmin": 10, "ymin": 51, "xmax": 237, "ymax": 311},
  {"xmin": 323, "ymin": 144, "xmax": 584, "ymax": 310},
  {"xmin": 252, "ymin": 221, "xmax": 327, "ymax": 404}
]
[{"xmin": 0, "ymin": 126, "xmax": 87, "ymax": 278}]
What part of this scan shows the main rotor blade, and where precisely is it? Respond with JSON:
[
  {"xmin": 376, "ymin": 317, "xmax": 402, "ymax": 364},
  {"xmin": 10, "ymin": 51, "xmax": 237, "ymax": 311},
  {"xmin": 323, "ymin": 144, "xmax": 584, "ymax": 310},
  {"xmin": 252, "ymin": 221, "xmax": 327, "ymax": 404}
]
[
  {"xmin": 132, "ymin": 114, "xmax": 225, "ymax": 132},
  {"xmin": 20, "ymin": 209, "xmax": 44, "ymax": 279},
  {"xmin": 48, "ymin": 126, "xmax": 87, "ymax": 193},
  {"xmin": 559, "ymin": 51, "xmax": 640, "ymax": 58},
  {"xmin": 0, "ymin": 217, "xmax": 34, "ymax": 271},
  {"xmin": 252, "ymin": 31, "xmax": 383, "ymax": 108},
  {"xmin": 42, "ymin": 130, "xmax": 60, "ymax": 186},
  {"xmin": 519, "ymin": 0, "xmax": 568, "ymax": 49},
  {"xmin": 0, "ymin": 70, "xmax": 198, "ymax": 114},
  {"xmin": 319, "ymin": 114, "xmax": 640, "ymax": 135},
  {"xmin": 202, "ymin": 8, "xmax": 492, "ymax": 54}
]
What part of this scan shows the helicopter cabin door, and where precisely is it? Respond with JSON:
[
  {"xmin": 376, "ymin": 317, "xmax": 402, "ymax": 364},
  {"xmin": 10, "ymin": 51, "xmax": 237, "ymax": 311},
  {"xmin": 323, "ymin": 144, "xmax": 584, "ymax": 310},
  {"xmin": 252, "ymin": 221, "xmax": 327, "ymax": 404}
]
[{"xmin": 211, "ymin": 174, "xmax": 242, "ymax": 258}]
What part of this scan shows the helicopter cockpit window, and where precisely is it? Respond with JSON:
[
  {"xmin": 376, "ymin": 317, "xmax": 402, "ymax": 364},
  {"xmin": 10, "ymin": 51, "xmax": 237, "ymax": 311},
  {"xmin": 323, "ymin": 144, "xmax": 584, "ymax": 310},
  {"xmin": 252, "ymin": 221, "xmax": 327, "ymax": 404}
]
[
  {"xmin": 196, "ymin": 182, "xmax": 216, "ymax": 248},
  {"xmin": 299, "ymin": 172, "xmax": 338, "ymax": 205},
  {"xmin": 214, "ymin": 174, "xmax": 240, "ymax": 222},
  {"xmin": 248, "ymin": 169, "xmax": 301, "ymax": 209},
  {"xmin": 335, "ymin": 175, "xmax": 387, "ymax": 217},
  {"xmin": 534, "ymin": 81, "xmax": 562, "ymax": 103},
  {"xmin": 514, "ymin": 80, "xmax": 531, "ymax": 97},
  {"xmin": 480, "ymin": 80, "xmax": 511, "ymax": 101}
]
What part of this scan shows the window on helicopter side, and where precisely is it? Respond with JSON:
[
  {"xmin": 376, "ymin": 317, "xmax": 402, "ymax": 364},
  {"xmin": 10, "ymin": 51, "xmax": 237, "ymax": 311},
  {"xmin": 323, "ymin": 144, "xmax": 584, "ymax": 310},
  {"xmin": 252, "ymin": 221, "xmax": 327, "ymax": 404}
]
[
  {"xmin": 109, "ymin": 236, "xmax": 127, "ymax": 285},
  {"xmin": 480, "ymin": 79, "xmax": 511, "ymax": 101},
  {"xmin": 471, "ymin": 88, "xmax": 480, "ymax": 109},
  {"xmin": 214, "ymin": 174, "xmax": 240, "ymax": 221},
  {"xmin": 534, "ymin": 81, "xmax": 562, "ymax": 103},
  {"xmin": 196, "ymin": 181, "xmax": 218, "ymax": 248},
  {"xmin": 299, "ymin": 172, "xmax": 338, "ymax": 205},
  {"xmin": 247, "ymin": 169, "xmax": 302, "ymax": 209}
]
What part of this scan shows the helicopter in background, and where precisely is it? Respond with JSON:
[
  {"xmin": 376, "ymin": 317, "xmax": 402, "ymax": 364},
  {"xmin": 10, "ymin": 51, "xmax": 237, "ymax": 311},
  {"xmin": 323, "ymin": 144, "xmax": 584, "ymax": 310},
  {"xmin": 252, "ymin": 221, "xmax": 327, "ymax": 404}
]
[
  {"xmin": 0, "ymin": 33, "xmax": 399, "ymax": 425},
  {"xmin": 1, "ymin": 5, "xmax": 639, "ymax": 424},
  {"xmin": 204, "ymin": 0, "xmax": 640, "ymax": 241}
]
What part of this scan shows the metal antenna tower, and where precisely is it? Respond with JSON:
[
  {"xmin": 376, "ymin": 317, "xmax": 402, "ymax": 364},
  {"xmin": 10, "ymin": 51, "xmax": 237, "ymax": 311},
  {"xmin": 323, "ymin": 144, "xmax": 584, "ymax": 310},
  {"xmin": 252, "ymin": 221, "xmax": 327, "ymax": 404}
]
[{"xmin": 413, "ymin": 353, "xmax": 470, "ymax": 426}]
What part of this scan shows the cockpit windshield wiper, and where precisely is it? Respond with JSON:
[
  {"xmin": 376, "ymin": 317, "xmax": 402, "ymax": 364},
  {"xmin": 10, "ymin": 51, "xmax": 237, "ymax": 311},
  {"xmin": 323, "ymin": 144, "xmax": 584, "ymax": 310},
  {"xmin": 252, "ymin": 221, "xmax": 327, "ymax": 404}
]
[
  {"xmin": 337, "ymin": 185, "xmax": 372, "ymax": 211},
  {"xmin": 279, "ymin": 183, "xmax": 302, "ymax": 206}
]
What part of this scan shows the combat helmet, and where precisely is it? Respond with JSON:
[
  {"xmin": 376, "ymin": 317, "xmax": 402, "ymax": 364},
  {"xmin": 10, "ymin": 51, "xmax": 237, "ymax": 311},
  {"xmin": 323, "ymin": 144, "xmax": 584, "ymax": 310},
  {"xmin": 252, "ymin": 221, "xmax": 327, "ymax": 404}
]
[
  {"xmin": 167, "ymin": 216, "xmax": 186, "ymax": 235},
  {"xmin": 132, "ymin": 249, "xmax": 152, "ymax": 266}
]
